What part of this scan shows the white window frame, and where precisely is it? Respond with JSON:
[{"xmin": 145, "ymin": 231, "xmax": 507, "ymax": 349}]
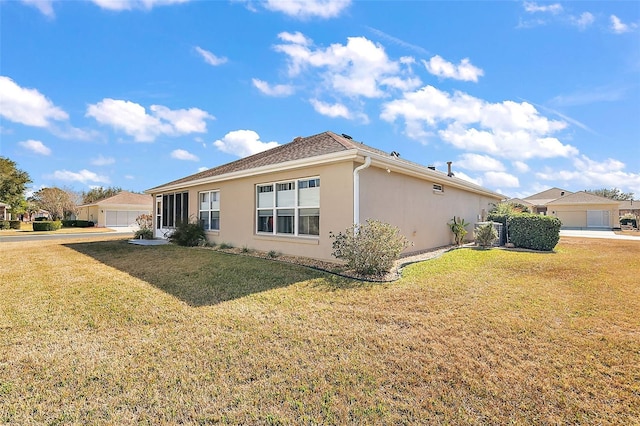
[
  {"xmin": 256, "ymin": 177, "xmax": 320, "ymax": 237},
  {"xmin": 199, "ymin": 190, "xmax": 220, "ymax": 231}
]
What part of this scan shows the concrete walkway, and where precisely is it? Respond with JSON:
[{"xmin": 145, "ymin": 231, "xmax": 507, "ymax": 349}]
[{"xmin": 560, "ymin": 229, "xmax": 640, "ymax": 241}]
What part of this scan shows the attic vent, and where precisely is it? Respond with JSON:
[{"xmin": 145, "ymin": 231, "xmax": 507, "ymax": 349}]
[
  {"xmin": 390, "ymin": 151, "xmax": 400, "ymax": 158},
  {"xmin": 293, "ymin": 136, "xmax": 302, "ymax": 142},
  {"xmin": 341, "ymin": 133, "xmax": 353, "ymax": 140},
  {"xmin": 560, "ymin": 191, "xmax": 565, "ymax": 196},
  {"xmin": 427, "ymin": 165, "xmax": 436, "ymax": 170}
]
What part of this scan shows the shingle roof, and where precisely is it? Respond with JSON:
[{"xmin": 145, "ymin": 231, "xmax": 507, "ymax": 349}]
[
  {"xmin": 81, "ymin": 191, "xmax": 153, "ymax": 207},
  {"xmin": 619, "ymin": 200, "xmax": 639, "ymax": 210},
  {"xmin": 147, "ymin": 131, "xmax": 390, "ymax": 191},
  {"xmin": 523, "ymin": 187, "xmax": 572, "ymax": 205},
  {"xmin": 546, "ymin": 191, "xmax": 620, "ymax": 205}
]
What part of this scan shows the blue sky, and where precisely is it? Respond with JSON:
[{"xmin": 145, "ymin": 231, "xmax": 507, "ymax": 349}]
[{"xmin": 1, "ymin": 0, "xmax": 639, "ymax": 198}]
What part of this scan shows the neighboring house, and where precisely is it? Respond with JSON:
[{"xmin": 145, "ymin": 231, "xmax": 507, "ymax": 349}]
[
  {"xmin": 146, "ymin": 131, "xmax": 504, "ymax": 261},
  {"xmin": 619, "ymin": 200, "xmax": 639, "ymax": 219},
  {"xmin": 511, "ymin": 188, "xmax": 620, "ymax": 229},
  {"xmin": 0, "ymin": 202, "xmax": 10, "ymax": 220},
  {"xmin": 521, "ymin": 187, "xmax": 573, "ymax": 215},
  {"xmin": 76, "ymin": 191, "xmax": 153, "ymax": 228}
]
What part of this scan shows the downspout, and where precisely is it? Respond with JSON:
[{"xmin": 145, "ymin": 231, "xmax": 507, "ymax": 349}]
[{"xmin": 353, "ymin": 156, "xmax": 372, "ymax": 227}]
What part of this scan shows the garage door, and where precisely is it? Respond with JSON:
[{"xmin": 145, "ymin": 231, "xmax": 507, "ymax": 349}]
[
  {"xmin": 105, "ymin": 210, "xmax": 148, "ymax": 227},
  {"xmin": 587, "ymin": 210, "xmax": 610, "ymax": 228}
]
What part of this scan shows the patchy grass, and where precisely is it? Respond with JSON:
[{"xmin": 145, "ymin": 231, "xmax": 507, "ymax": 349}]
[{"xmin": 0, "ymin": 236, "xmax": 638, "ymax": 424}]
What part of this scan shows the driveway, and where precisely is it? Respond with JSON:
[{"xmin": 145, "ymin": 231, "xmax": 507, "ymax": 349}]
[{"xmin": 560, "ymin": 229, "xmax": 640, "ymax": 241}]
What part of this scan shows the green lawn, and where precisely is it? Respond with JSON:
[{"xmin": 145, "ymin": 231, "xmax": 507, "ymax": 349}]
[{"xmin": 1, "ymin": 236, "xmax": 638, "ymax": 424}]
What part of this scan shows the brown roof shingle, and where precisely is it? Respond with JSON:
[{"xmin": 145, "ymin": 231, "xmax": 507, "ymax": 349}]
[{"xmin": 147, "ymin": 131, "xmax": 389, "ymax": 191}]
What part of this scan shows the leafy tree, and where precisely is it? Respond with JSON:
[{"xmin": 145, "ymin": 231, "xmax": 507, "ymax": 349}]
[
  {"xmin": 0, "ymin": 157, "xmax": 32, "ymax": 214},
  {"xmin": 81, "ymin": 186, "xmax": 122, "ymax": 204},
  {"xmin": 29, "ymin": 187, "xmax": 77, "ymax": 220},
  {"xmin": 585, "ymin": 188, "xmax": 634, "ymax": 201},
  {"xmin": 489, "ymin": 202, "xmax": 529, "ymax": 215}
]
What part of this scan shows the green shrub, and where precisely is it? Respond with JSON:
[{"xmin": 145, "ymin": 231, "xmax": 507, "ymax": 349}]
[
  {"xmin": 330, "ymin": 219, "xmax": 410, "ymax": 276},
  {"xmin": 32, "ymin": 221, "xmax": 62, "ymax": 231},
  {"xmin": 219, "ymin": 242, "xmax": 234, "ymax": 249},
  {"xmin": 167, "ymin": 221, "xmax": 206, "ymax": 247},
  {"xmin": 9, "ymin": 220, "xmax": 20, "ymax": 229},
  {"xmin": 475, "ymin": 223, "xmax": 498, "ymax": 248},
  {"xmin": 0, "ymin": 221, "xmax": 9, "ymax": 230},
  {"xmin": 620, "ymin": 218, "xmax": 637, "ymax": 228},
  {"xmin": 62, "ymin": 220, "xmax": 94, "ymax": 228},
  {"xmin": 508, "ymin": 214, "xmax": 561, "ymax": 251},
  {"xmin": 448, "ymin": 216, "xmax": 470, "ymax": 246}
]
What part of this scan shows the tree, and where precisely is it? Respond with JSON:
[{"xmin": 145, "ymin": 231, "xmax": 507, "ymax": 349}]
[
  {"xmin": 81, "ymin": 186, "xmax": 122, "ymax": 204},
  {"xmin": 29, "ymin": 187, "xmax": 77, "ymax": 220},
  {"xmin": 0, "ymin": 157, "xmax": 32, "ymax": 214},
  {"xmin": 585, "ymin": 188, "xmax": 634, "ymax": 201}
]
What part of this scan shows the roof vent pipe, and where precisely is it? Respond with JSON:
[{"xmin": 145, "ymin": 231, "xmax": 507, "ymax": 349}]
[
  {"xmin": 447, "ymin": 161, "xmax": 454, "ymax": 177},
  {"xmin": 353, "ymin": 156, "xmax": 371, "ymax": 228}
]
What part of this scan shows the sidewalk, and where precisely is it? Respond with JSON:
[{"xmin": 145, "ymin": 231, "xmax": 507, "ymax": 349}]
[{"xmin": 560, "ymin": 229, "xmax": 640, "ymax": 241}]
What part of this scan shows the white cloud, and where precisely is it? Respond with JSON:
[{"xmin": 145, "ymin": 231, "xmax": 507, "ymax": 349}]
[
  {"xmin": 451, "ymin": 171, "xmax": 482, "ymax": 186},
  {"xmin": 309, "ymin": 99, "xmax": 369, "ymax": 123},
  {"xmin": 423, "ymin": 55, "xmax": 484, "ymax": 82},
  {"xmin": 20, "ymin": 0, "xmax": 55, "ymax": 17},
  {"xmin": 91, "ymin": 155, "xmax": 115, "ymax": 166},
  {"xmin": 213, "ymin": 130, "xmax": 279, "ymax": 158},
  {"xmin": 171, "ymin": 149, "xmax": 199, "ymax": 161},
  {"xmin": 0, "ymin": 76, "xmax": 68, "ymax": 127},
  {"xmin": 381, "ymin": 85, "xmax": 577, "ymax": 160},
  {"xmin": 483, "ymin": 171, "xmax": 520, "ymax": 188},
  {"xmin": 456, "ymin": 153, "xmax": 505, "ymax": 172},
  {"xmin": 18, "ymin": 139, "xmax": 51, "ymax": 156},
  {"xmin": 86, "ymin": 98, "xmax": 213, "ymax": 142},
  {"xmin": 570, "ymin": 12, "xmax": 595, "ymax": 30},
  {"xmin": 610, "ymin": 15, "xmax": 637, "ymax": 34},
  {"xmin": 536, "ymin": 155, "xmax": 640, "ymax": 195},
  {"xmin": 523, "ymin": 2, "xmax": 563, "ymax": 15},
  {"xmin": 513, "ymin": 161, "xmax": 530, "ymax": 173},
  {"xmin": 252, "ymin": 79, "xmax": 295, "ymax": 97},
  {"xmin": 90, "ymin": 0, "xmax": 190, "ymax": 11},
  {"xmin": 195, "ymin": 46, "xmax": 228, "ymax": 66},
  {"xmin": 263, "ymin": 0, "xmax": 351, "ymax": 19},
  {"xmin": 49, "ymin": 169, "xmax": 110, "ymax": 184},
  {"xmin": 274, "ymin": 32, "xmax": 419, "ymax": 98},
  {"xmin": 197, "ymin": 166, "xmax": 208, "ymax": 172}
]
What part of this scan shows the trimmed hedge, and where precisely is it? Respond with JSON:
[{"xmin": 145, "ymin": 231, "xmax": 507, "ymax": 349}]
[
  {"xmin": 508, "ymin": 214, "xmax": 561, "ymax": 251},
  {"xmin": 620, "ymin": 218, "xmax": 637, "ymax": 228},
  {"xmin": 32, "ymin": 221, "xmax": 62, "ymax": 231},
  {"xmin": 9, "ymin": 220, "xmax": 21, "ymax": 229},
  {"xmin": 0, "ymin": 221, "xmax": 9, "ymax": 230},
  {"xmin": 61, "ymin": 220, "xmax": 95, "ymax": 228}
]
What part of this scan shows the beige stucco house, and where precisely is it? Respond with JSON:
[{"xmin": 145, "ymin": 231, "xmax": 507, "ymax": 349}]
[
  {"xmin": 513, "ymin": 188, "xmax": 620, "ymax": 229},
  {"xmin": 76, "ymin": 191, "xmax": 153, "ymax": 228},
  {"xmin": 146, "ymin": 131, "xmax": 504, "ymax": 261}
]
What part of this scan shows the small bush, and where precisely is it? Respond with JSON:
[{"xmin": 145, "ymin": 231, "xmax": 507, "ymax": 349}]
[
  {"xmin": 330, "ymin": 219, "xmax": 410, "ymax": 276},
  {"xmin": 508, "ymin": 214, "xmax": 561, "ymax": 251},
  {"xmin": 448, "ymin": 216, "xmax": 470, "ymax": 246},
  {"xmin": 475, "ymin": 223, "xmax": 498, "ymax": 248},
  {"xmin": 620, "ymin": 218, "xmax": 637, "ymax": 228},
  {"xmin": 32, "ymin": 221, "xmax": 62, "ymax": 231},
  {"xmin": 167, "ymin": 221, "xmax": 206, "ymax": 247},
  {"xmin": 62, "ymin": 220, "xmax": 94, "ymax": 228},
  {"xmin": 219, "ymin": 242, "xmax": 234, "ymax": 250},
  {"xmin": 267, "ymin": 250, "xmax": 279, "ymax": 258},
  {"xmin": 0, "ymin": 221, "xmax": 9, "ymax": 230}
]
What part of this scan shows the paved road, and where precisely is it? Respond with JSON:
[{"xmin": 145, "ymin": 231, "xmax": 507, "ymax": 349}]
[
  {"xmin": 0, "ymin": 228, "xmax": 134, "ymax": 243},
  {"xmin": 560, "ymin": 229, "xmax": 640, "ymax": 241}
]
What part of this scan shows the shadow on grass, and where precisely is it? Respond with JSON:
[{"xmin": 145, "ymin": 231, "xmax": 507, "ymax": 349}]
[{"xmin": 63, "ymin": 239, "xmax": 332, "ymax": 307}]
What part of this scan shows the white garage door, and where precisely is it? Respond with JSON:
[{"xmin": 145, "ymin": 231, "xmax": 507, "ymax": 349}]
[
  {"xmin": 105, "ymin": 210, "xmax": 148, "ymax": 227},
  {"xmin": 586, "ymin": 210, "xmax": 610, "ymax": 228}
]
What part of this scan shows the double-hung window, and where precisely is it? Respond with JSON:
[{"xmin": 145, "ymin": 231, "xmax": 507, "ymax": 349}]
[
  {"xmin": 199, "ymin": 190, "xmax": 220, "ymax": 231},
  {"xmin": 256, "ymin": 177, "xmax": 319, "ymax": 236}
]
